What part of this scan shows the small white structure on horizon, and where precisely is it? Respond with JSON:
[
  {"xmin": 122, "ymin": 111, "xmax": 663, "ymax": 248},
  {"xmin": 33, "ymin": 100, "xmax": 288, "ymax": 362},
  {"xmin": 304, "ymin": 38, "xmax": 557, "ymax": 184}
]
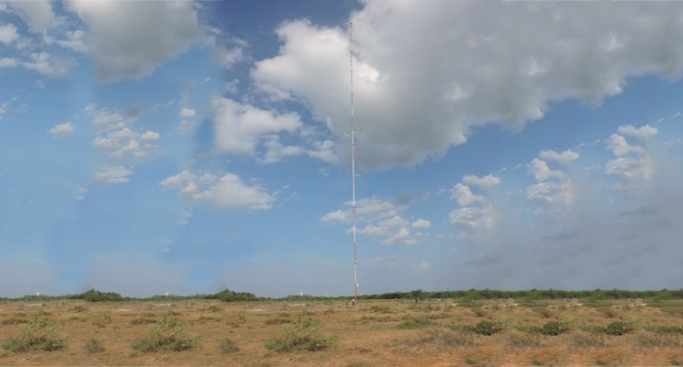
[
  {"xmin": 35, "ymin": 292, "xmax": 40, "ymax": 297},
  {"xmin": 165, "ymin": 292, "xmax": 169, "ymax": 297},
  {"xmin": 299, "ymin": 292, "xmax": 304, "ymax": 297}
]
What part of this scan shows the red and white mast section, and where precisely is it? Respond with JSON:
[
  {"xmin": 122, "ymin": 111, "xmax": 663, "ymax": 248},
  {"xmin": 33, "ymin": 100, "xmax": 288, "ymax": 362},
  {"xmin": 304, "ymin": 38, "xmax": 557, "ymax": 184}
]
[{"xmin": 349, "ymin": 22, "xmax": 358, "ymax": 307}]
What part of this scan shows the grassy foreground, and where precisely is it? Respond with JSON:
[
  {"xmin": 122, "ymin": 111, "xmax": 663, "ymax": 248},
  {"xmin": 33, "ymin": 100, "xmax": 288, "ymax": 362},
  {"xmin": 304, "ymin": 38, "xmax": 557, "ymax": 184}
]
[{"xmin": 2, "ymin": 297, "xmax": 683, "ymax": 366}]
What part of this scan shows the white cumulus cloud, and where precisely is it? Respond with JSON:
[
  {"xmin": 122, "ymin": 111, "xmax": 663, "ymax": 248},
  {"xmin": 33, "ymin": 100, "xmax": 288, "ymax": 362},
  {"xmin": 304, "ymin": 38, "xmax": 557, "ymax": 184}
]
[
  {"xmin": 49, "ymin": 122, "xmax": 74, "ymax": 137},
  {"xmin": 160, "ymin": 170, "xmax": 275, "ymax": 210},
  {"xmin": 0, "ymin": 23, "xmax": 19, "ymax": 45},
  {"xmin": 94, "ymin": 166, "xmax": 133, "ymax": 184},
  {"xmin": 63, "ymin": 0, "xmax": 206, "ymax": 82},
  {"xmin": 252, "ymin": 1, "xmax": 683, "ymax": 169}
]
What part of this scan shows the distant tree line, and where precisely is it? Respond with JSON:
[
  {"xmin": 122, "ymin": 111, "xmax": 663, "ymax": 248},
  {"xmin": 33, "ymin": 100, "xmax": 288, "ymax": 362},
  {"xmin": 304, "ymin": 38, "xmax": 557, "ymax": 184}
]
[
  {"xmin": 359, "ymin": 288, "xmax": 683, "ymax": 302},
  {"xmin": 3, "ymin": 288, "xmax": 683, "ymax": 302}
]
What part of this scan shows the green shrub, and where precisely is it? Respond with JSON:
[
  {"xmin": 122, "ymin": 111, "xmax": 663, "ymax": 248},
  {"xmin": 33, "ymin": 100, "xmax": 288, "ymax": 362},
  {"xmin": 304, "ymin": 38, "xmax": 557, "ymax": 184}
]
[
  {"xmin": 265, "ymin": 318, "xmax": 336, "ymax": 352},
  {"xmin": 130, "ymin": 317, "xmax": 202, "ymax": 352},
  {"xmin": 604, "ymin": 321, "xmax": 635, "ymax": 336},
  {"xmin": 1, "ymin": 318, "xmax": 68, "ymax": 352},
  {"xmin": 541, "ymin": 321, "xmax": 570, "ymax": 336},
  {"xmin": 474, "ymin": 320, "xmax": 504, "ymax": 335}
]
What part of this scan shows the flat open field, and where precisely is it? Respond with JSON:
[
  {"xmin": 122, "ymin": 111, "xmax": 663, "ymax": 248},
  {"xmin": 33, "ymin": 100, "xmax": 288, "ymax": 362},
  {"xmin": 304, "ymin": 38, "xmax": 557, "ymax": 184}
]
[{"xmin": 2, "ymin": 298, "xmax": 683, "ymax": 366}]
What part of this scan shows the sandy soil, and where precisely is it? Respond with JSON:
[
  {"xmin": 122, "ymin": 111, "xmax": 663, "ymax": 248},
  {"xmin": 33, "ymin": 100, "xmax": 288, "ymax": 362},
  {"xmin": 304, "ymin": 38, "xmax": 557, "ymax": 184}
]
[{"xmin": 1, "ymin": 298, "xmax": 683, "ymax": 366}]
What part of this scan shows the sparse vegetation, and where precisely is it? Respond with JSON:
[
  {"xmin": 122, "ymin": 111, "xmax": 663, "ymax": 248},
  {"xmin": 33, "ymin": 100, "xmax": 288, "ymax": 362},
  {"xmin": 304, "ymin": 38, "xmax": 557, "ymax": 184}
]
[
  {"xmin": 1, "ymin": 317, "xmax": 29, "ymax": 325},
  {"xmin": 411, "ymin": 328, "xmax": 475, "ymax": 347},
  {"xmin": 82, "ymin": 338, "xmax": 104, "ymax": 354},
  {"xmin": 604, "ymin": 320, "xmax": 635, "ymax": 336},
  {"xmin": 398, "ymin": 317, "xmax": 436, "ymax": 329},
  {"xmin": 2, "ymin": 292, "xmax": 683, "ymax": 365},
  {"xmin": 130, "ymin": 317, "xmax": 202, "ymax": 352},
  {"xmin": 265, "ymin": 318, "xmax": 336, "ymax": 352},
  {"xmin": 1, "ymin": 318, "xmax": 68, "ymax": 352},
  {"xmin": 541, "ymin": 320, "xmax": 570, "ymax": 335},
  {"xmin": 473, "ymin": 320, "xmax": 504, "ymax": 335},
  {"xmin": 264, "ymin": 316, "xmax": 291, "ymax": 325},
  {"xmin": 216, "ymin": 338, "xmax": 239, "ymax": 355}
]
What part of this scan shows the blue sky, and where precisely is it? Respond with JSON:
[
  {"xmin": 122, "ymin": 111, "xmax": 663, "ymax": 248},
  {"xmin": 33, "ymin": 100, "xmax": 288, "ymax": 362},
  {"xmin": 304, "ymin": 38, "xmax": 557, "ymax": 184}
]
[{"xmin": 1, "ymin": 0, "xmax": 683, "ymax": 298}]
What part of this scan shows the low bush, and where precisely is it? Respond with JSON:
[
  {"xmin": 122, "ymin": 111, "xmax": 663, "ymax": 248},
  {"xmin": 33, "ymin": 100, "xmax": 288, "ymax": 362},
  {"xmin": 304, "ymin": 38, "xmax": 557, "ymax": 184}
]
[
  {"xmin": 82, "ymin": 338, "xmax": 104, "ymax": 354},
  {"xmin": 130, "ymin": 317, "xmax": 202, "ymax": 352},
  {"xmin": 1, "ymin": 318, "xmax": 68, "ymax": 352},
  {"xmin": 265, "ymin": 318, "xmax": 336, "ymax": 352},
  {"xmin": 216, "ymin": 338, "xmax": 239, "ymax": 355},
  {"xmin": 604, "ymin": 321, "xmax": 635, "ymax": 336},
  {"xmin": 474, "ymin": 320, "xmax": 504, "ymax": 335},
  {"xmin": 541, "ymin": 321, "xmax": 570, "ymax": 336}
]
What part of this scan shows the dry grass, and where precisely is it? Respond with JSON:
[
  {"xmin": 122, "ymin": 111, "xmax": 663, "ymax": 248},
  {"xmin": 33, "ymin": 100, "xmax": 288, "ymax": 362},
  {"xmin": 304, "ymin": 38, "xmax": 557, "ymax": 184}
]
[{"xmin": 1, "ymin": 299, "xmax": 683, "ymax": 365}]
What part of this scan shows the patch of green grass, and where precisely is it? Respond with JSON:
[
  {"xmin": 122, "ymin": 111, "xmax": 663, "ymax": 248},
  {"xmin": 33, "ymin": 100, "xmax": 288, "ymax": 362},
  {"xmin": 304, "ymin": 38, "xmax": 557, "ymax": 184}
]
[
  {"xmin": 264, "ymin": 318, "xmax": 336, "ymax": 353},
  {"xmin": 465, "ymin": 358, "xmax": 476, "ymax": 365},
  {"xmin": 596, "ymin": 359, "xmax": 607, "ymax": 366},
  {"xmin": 130, "ymin": 317, "xmax": 202, "ymax": 352},
  {"xmin": 82, "ymin": 338, "xmax": 104, "ymax": 355},
  {"xmin": 1, "ymin": 318, "xmax": 68, "ymax": 352},
  {"xmin": 672, "ymin": 359, "xmax": 681, "ymax": 366},
  {"xmin": 397, "ymin": 317, "xmax": 435, "ymax": 329},
  {"xmin": 532, "ymin": 359, "xmax": 543, "ymax": 366}
]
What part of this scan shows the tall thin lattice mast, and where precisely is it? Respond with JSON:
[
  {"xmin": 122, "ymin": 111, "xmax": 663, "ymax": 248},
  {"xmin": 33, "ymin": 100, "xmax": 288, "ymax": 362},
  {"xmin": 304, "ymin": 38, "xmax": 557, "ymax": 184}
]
[{"xmin": 349, "ymin": 22, "xmax": 358, "ymax": 307}]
